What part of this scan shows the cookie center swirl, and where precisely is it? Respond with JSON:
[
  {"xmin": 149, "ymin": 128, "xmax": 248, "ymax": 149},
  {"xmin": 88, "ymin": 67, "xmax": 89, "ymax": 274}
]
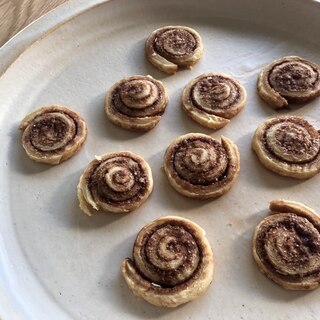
[
  {"xmin": 266, "ymin": 122, "xmax": 320, "ymax": 163},
  {"xmin": 141, "ymin": 225, "xmax": 200, "ymax": 287},
  {"xmin": 155, "ymin": 29, "xmax": 196, "ymax": 58},
  {"xmin": 90, "ymin": 156, "xmax": 146, "ymax": 203},
  {"xmin": 120, "ymin": 80, "xmax": 158, "ymax": 109},
  {"xmin": 174, "ymin": 139, "xmax": 228, "ymax": 184},
  {"xmin": 263, "ymin": 215, "xmax": 320, "ymax": 276},
  {"xmin": 30, "ymin": 112, "xmax": 76, "ymax": 151},
  {"xmin": 269, "ymin": 62, "xmax": 318, "ymax": 95},
  {"xmin": 210, "ymin": 83, "xmax": 231, "ymax": 99},
  {"xmin": 184, "ymin": 147, "xmax": 215, "ymax": 172},
  {"xmin": 192, "ymin": 76, "xmax": 239, "ymax": 113},
  {"xmin": 105, "ymin": 166, "xmax": 134, "ymax": 192}
]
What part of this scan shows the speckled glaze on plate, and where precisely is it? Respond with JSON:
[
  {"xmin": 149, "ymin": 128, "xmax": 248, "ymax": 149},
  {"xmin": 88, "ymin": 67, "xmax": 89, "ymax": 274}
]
[{"xmin": 0, "ymin": 0, "xmax": 320, "ymax": 319}]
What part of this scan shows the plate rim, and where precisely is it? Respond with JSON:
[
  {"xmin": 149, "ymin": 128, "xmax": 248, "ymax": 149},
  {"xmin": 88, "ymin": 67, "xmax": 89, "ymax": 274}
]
[{"xmin": 0, "ymin": 0, "xmax": 110, "ymax": 78}]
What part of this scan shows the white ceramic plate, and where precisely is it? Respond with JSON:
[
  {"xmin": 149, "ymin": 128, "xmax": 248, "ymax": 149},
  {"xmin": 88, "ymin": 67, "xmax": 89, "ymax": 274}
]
[{"xmin": 1, "ymin": 0, "xmax": 320, "ymax": 319}]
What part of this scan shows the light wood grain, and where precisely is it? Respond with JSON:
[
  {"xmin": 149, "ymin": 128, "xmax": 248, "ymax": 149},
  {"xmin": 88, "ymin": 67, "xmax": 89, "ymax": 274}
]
[{"xmin": 0, "ymin": 0, "xmax": 68, "ymax": 47}]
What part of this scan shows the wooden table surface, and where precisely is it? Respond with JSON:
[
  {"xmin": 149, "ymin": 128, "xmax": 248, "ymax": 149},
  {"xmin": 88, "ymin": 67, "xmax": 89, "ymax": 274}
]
[{"xmin": 0, "ymin": 0, "xmax": 68, "ymax": 47}]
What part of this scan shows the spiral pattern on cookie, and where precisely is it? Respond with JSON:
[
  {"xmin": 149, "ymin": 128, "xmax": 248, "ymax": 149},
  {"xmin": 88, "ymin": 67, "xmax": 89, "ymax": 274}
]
[
  {"xmin": 253, "ymin": 199, "xmax": 320, "ymax": 290},
  {"xmin": 77, "ymin": 152, "xmax": 153, "ymax": 215},
  {"xmin": 164, "ymin": 133, "xmax": 240, "ymax": 199},
  {"xmin": 145, "ymin": 26, "xmax": 203, "ymax": 74},
  {"xmin": 105, "ymin": 75, "xmax": 168, "ymax": 131},
  {"xmin": 19, "ymin": 105, "xmax": 87, "ymax": 165},
  {"xmin": 121, "ymin": 216, "xmax": 214, "ymax": 307},
  {"xmin": 252, "ymin": 116, "xmax": 320, "ymax": 179},
  {"xmin": 258, "ymin": 56, "xmax": 320, "ymax": 109},
  {"xmin": 182, "ymin": 73, "xmax": 247, "ymax": 129}
]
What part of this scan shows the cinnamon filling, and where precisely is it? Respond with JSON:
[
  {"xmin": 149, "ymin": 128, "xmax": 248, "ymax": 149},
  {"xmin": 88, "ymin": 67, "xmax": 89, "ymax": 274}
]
[
  {"xmin": 26, "ymin": 112, "xmax": 78, "ymax": 154},
  {"xmin": 153, "ymin": 28, "xmax": 198, "ymax": 60},
  {"xmin": 256, "ymin": 214, "xmax": 320, "ymax": 279},
  {"xmin": 111, "ymin": 77, "xmax": 166, "ymax": 117},
  {"xmin": 171, "ymin": 137, "xmax": 230, "ymax": 185},
  {"xmin": 268, "ymin": 60, "xmax": 320, "ymax": 97},
  {"xmin": 190, "ymin": 75, "xmax": 241, "ymax": 115},
  {"xmin": 133, "ymin": 221, "xmax": 204, "ymax": 288},
  {"xmin": 88, "ymin": 156, "xmax": 149, "ymax": 206},
  {"xmin": 262, "ymin": 117, "xmax": 320, "ymax": 164}
]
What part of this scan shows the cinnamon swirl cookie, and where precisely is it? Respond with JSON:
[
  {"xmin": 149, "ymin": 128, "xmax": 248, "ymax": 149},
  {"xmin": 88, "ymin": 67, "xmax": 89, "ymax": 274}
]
[
  {"xmin": 258, "ymin": 56, "xmax": 320, "ymax": 109},
  {"xmin": 252, "ymin": 116, "xmax": 320, "ymax": 179},
  {"xmin": 164, "ymin": 133, "xmax": 240, "ymax": 199},
  {"xmin": 182, "ymin": 73, "xmax": 247, "ymax": 129},
  {"xmin": 121, "ymin": 216, "xmax": 214, "ymax": 307},
  {"xmin": 19, "ymin": 105, "xmax": 87, "ymax": 165},
  {"xmin": 105, "ymin": 75, "xmax": 168, "ymax": 131},
  {"xmin": 77, "ymin": 152, "xmax": 153, "ymax": 215},
  {"xmin": 145, "ymin": 26, "xmax": 203, "ymax": 74},
  {"xmin": 253, "ymin": 199, "xmax": 320, "ymax": 290}
]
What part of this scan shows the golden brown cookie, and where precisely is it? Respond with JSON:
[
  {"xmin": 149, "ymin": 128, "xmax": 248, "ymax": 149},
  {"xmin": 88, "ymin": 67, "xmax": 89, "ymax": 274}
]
[
  {"xmin": 19, "ymin": 105, "xmax": 87, "ymax": 165},
  {"xmin": 258, "ymin": 56, "xmax": 320, "ymax": 109},
  {"xmin": 145, "ymin": 26, "xmax": 203, "ymax": 74},
  {"xmin": 105, "ymin": 75, "xmax": 168, "ymax": 131},
  {"xmin": 253, "ymin": 199, "xmax": 320, "ymax": 290},
  {"xmin": 164, "ymin": 133, "xmax": 240, "ymax": 199},
  {"xmin": 121, "ymin": 216, "xmax": 214, "ymax": 307},
  {"xmin": 182, "ymin": 73, "xmax": 247, "ymax": 129},
  {"xmin": 252, "ymin": 116, "xmax": 320, "ymax": 179},
  {"xmin": 77, "ymin": 151, "xmax": 153, "ymax": 215}
]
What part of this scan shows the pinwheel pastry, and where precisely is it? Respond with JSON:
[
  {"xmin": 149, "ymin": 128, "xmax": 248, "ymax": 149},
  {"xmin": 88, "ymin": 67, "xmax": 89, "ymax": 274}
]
[
  {"xmin": 258, "ymin": 56, "xmax": 320, "ymax": 109},
  {"xmin": 19, "ymin": 105, "xmax": 87, "ymax": 165},
  {"xmin": 164, "ymin": 133, "xmax": 240, "ymax": 199},
  {"xmin": 253, "ymin": 199, "xmax": 320, "ymax": 290},
  {"xmin": 252, "ymin": 116, "xmax": 320, "ymax": 179},
  {"xmin": 105, "ymin": 75, "xmax": 168, "ymax": 131},
  {"xmin": 145, "ymin": 26, "xmax": 203, "ymax": 74},
  {"xmin": 121, "ymin": 216, "xmax": 214, "ymax": 307},
  {"xmin": 182, "ymin": 73, "xmax": 247, "ymax": 129},
  {"xmin": 77, "ymin": 151, "xmax": 153, "ymax": 215}
]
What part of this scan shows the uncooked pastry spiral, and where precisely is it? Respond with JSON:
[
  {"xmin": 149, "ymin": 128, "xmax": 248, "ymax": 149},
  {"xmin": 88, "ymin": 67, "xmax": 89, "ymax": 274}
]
[
  {"xmin": 253, "ymin": 199, "xmax": 320, "ymax": 290},
  {"xmin": 19, "ymin": 105, "xmax": 87, "ymax": 165},
  {"xmin": 105, "ymin": 75, "xmax": 168, "ymax": 131},
  {"xmin": 182, "ymin": 73, "xmax": 247, "ymax": 129},
  {"xmin": 145, "ymin": 26, "xmax": 203, "ymax": 74},
  {"xmin": 252, "ymin": 116, "xmax": 320, "ymax": 179},
  {"xmin": 258, "ymin": 56, "xmax": 320, "ymax": 109},
  {"xmin": 164, "ymin": 133, "xmax": 240, "ymax": 199},
  {"xmin": 121, "ymin": 216, "xmax": 214, "ymax": 307},
  {"xmin": 77, "ymin": 151, "xmax": 153, "ymax": 215}
]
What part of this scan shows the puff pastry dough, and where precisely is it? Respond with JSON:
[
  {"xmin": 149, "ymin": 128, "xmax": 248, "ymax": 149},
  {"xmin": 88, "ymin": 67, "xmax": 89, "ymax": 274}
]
[
  {"xmin": 19, "ymin": 105, "xmax": 87, "ymax": 165},
  {"xmin": 252, "ymin": 116, "xmax": 320, "ymax": 179},
  {"xmin": 164, "ymin": 133, "xmax": 240, "ymax": 199},
  {"xmin": 121, "ymin": 216, "xmax": 214, "ymax": 307},
  {"xmin": 253, "ymin": 199, "xmax": 320, "ymax": 290},
  {"xmin": 77, "ymin": 151, "xmax": 153, "ymax": 215},
  {"xmin": 105, "ymin": 75, "xmax": 168, "ymax": 131},
  {"xmin": 182, "ymin": 73, "xmax": 247, "ymax": 129},
  {"xmin": 145, "ymin": 26, "xmax": 203, "ymax": 74},
  {"xmin": 258, "ymin": 56, "xmax": 320, "ymax": 109}
]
